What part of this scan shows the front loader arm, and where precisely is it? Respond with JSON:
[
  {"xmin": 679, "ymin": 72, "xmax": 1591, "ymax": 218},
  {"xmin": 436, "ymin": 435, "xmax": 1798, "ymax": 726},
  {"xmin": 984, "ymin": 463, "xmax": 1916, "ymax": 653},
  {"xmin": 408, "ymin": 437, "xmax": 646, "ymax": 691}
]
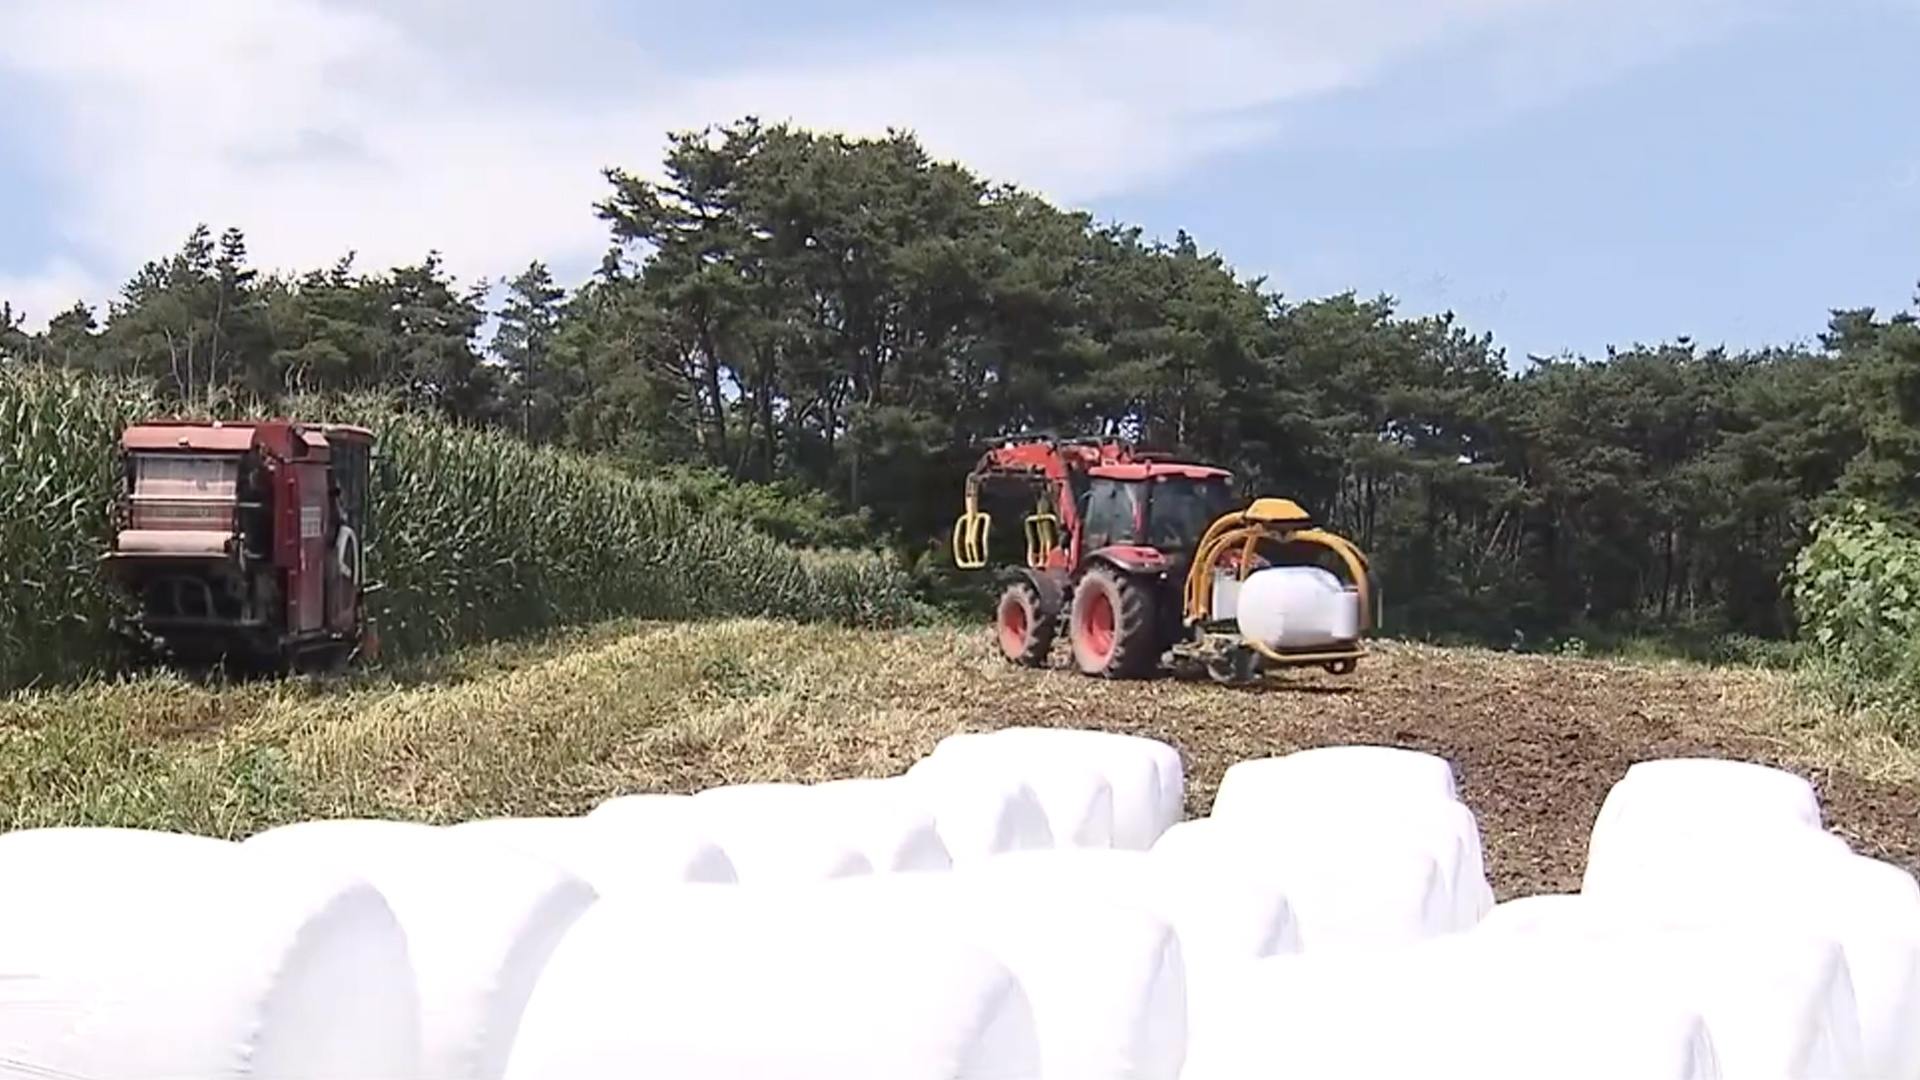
[{"xmin": 951, "ymin": 443, "xmax": 1087, "ymax": 571}]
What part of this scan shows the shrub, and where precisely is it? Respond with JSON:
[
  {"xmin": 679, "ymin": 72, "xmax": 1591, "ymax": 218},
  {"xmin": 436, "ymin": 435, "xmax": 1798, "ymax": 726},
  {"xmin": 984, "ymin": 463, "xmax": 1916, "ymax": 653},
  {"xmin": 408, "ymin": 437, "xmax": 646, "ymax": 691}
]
[
  {"xmin": 0, "ymin": 367, "xmax": 915, "ymax": 691},
  {"xmin": 1788, "ymin": 501, "xmax": 1920, "ymax": 735}
]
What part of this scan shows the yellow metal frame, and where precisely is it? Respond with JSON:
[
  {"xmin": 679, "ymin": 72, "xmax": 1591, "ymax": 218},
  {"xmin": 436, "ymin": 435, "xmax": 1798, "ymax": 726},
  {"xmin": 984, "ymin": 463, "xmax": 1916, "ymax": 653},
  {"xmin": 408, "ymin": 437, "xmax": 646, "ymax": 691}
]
[
  {"xmin": 1022, "ymin": 510, "xmax": 1059, "ymax": 569},
  {"xmin": 952, "ymin": 479, "xmax": 991, "ymax": 569},
  {"xmin": 953, "ymin": 479, "xmax": 1060, "ymax": 572},
  {"xmin": 1182, "ymin": 497, "xmax": 1372, "ymax": 665}
]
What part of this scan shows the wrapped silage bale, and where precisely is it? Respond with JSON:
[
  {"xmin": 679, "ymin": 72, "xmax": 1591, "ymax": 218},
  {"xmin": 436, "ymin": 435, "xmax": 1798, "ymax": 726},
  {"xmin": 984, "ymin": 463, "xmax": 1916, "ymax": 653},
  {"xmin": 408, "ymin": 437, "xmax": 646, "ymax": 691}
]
[
  {"xmin": 1616, "ymin": 758, "xmax": 1823, "ymax": 828},
  {"xmin": 1575, "ymin": 848, "xmax": 1919, "ymax": 1079},
  {"xmin": 1180, "ymin": 933, "xmax": 1723, "ymax": 1079},
  {"xmin": 957, "ymin": 728, "xmax": 1186, "ymax": 847},
  {"xmin": 898, "ymin": 761, "xmax": 1055, "ymax": 865},
  {"xmin": 1213, "ymin": 745, "xmax": 1459, "ymax": 806},
  {"xmin": 447, "ymin": 816, "xmax": 740, "ymax": 892},
  {"xmin": 592, "ymin": 789, "xmax": 874, "ymax": 884},
  {"xmin": 957, "ymin": 848, "xmax": 1300, "ymax": 982},
  {"xmin": 1208, "ymin": 746, "xmax": 1490, "ymax": 925},
  {"xmin": 0, "ymin": 826, "xmax": 421, "ymax": 1079},
  {"xmin": 828, "ymin": 871, "xmax": 1188, "ymax": 1080},
  {"xmin": 1151, "ymin": 818, "xmax": 1456, "ymax": 950},
  {"xmin": 243, "ymin": 819, "xmax": 598, "ymax": 1080},
  {"xmin": 909, "ymin": 746, "xmax": 1114, "ymax": 848},
  {"xmin": 1582, "ymin": 822, "xmax": 1850, "ymax": 898},
  {"xmin": 1235, "ymin": 565, "xmax": 1364, "ymax": 652},
  {"xmin": 1192, "ymin": 787, "xmax": 1488, "ymax": 931},
  {"xmin": 673, "ymin": 783, "xmax": 876, "ymax": 883},
  {"xmin": 504, "ymin": 887, "xmax": 1042, "ymax": 1079},
  {"xmin": 807, "ymin": 776, "xmax": 955, "ymax": 871},
  {"xmin": 1586, "ymin": 759, "xmax": 1839, "ymax": 886},
  {"xmin": 1473, "ymin": 904, "xmax": 1864, "ymax": 1078},
  {"xmin": 693, "ymin": 779, "xmax": 952, "ymax": 873}
]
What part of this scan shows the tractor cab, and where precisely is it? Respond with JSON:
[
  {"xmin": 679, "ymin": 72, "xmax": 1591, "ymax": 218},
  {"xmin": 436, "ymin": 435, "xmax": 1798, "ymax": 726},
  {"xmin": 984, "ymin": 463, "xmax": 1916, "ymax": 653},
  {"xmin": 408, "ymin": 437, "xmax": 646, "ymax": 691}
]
[{"xmin": 1075, "ymin": 463, "xmax": 1241, "ymax": 555}]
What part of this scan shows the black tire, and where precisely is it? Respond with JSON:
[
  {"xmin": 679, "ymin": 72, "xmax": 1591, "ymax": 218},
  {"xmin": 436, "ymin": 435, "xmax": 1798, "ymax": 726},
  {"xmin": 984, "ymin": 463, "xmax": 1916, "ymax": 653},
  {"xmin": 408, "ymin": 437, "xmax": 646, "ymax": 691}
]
[
  {"xmin": 1068, "ymin": 564, "xmax": 1158, "ymax": 678},
  {"xmin": 995, "ymin": 579, "xmax": 1058, "ymax": 667}
]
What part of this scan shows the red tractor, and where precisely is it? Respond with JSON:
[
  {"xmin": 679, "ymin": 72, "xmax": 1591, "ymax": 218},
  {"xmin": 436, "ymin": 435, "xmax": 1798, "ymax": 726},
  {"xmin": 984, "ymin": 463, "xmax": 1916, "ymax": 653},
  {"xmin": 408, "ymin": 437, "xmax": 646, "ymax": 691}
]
[
  {"xmin": 951, "ymin": 434, "xmax": 1372, "ymax": 684},
  {"xmin": 101, "ymin": 418, "xmax": 380, "ymax": 674}
]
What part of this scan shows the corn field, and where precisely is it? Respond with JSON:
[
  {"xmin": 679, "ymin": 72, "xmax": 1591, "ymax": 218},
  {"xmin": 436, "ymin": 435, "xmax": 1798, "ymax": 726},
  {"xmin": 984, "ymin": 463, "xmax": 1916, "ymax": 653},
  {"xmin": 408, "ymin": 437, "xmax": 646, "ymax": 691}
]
[{"xmin": 0, "ymin": 367, "xmax": 918, "ymax": 693}]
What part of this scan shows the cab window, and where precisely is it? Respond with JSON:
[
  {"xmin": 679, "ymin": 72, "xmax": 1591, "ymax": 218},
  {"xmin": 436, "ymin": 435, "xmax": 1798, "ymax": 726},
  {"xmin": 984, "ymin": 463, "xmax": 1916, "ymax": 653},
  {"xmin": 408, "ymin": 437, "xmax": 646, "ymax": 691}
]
[{"xmin": 1081, "ymin": 479, "xmax": 1144, "ymax": 550}]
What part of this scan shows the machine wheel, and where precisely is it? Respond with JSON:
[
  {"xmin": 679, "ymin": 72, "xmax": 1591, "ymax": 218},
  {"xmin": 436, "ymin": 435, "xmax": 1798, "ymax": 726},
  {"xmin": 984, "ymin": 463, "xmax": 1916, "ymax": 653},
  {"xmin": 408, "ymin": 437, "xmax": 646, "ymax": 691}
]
[
  {"xmin": 995, "ymin": 579, "xmax": 1058, "ymax": 666},
  {"xmin": 1323, "ymin": 658, "xmax": 1357, "ymax": 676},
  {"xmin": 1068, "ymin": 564, "xmax": 1158, "ymax": 679}
]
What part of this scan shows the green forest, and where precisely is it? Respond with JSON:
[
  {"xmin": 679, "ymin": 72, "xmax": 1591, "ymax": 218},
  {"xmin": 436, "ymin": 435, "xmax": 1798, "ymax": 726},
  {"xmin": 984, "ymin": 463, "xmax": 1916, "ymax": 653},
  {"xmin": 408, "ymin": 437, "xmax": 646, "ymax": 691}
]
[{"xmin": 5, "ymin": 118, "xmax": 1920, "ymax": 709}]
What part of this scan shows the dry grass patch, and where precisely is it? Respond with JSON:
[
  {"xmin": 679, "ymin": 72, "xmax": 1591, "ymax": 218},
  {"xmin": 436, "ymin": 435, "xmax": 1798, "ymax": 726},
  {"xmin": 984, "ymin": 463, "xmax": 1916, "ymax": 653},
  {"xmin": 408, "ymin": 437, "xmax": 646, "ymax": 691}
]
[{"xmin": 0, "ymin": 621, "xmax": 993, "ymax": 834}]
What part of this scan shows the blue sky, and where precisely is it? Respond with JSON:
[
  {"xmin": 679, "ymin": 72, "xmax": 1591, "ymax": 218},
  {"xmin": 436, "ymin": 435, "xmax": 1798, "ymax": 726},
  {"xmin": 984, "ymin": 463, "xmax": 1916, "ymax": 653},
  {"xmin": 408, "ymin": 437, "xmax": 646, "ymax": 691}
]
[{"xmin": 0, "ymin": 0, "xmax": 1914, "ymax": 364}]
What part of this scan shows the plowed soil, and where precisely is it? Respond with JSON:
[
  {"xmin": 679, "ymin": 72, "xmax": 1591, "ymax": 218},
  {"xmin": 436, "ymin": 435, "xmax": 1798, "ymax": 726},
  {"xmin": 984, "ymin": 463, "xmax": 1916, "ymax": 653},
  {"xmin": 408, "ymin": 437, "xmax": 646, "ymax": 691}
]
[{"xmin": 946, "ymin": 642, "xmax": 1920, "ymax": 898}]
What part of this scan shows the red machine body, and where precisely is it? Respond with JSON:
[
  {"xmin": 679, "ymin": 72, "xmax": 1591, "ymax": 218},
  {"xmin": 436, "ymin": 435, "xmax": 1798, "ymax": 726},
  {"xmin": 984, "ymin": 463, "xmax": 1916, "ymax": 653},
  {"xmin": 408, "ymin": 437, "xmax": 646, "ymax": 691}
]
[
  {"xmin": 102, "ymin": 418, "xmax": 380, "ymax": 672},
  {"xmin": 952, "ymin": 434, "xmax": 1242, "ymax": 678}
]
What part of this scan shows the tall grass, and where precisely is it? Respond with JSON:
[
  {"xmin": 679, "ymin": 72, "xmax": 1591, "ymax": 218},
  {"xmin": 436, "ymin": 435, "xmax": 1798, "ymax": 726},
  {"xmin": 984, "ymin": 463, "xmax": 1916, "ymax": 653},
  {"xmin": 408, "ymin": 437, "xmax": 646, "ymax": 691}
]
[{"xmin": 0, "ymin": 367, "xmax": 916, "ymax": 692}]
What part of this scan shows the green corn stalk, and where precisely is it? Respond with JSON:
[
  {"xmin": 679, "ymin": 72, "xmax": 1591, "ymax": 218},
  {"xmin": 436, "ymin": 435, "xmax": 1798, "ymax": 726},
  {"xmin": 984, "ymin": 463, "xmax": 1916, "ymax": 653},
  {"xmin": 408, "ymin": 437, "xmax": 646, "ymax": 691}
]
[{"xmin": 0, "ymin": 369, "xmax": 916, "ymax": 693}]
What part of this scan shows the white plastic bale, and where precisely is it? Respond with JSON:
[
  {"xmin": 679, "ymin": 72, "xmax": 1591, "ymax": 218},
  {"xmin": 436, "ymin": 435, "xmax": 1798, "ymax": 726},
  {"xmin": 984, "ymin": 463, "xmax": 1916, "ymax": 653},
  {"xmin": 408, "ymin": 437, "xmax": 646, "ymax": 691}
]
[
  {"xmin": 0, "ymin": 826, "xmax": 421, "ymax": 1079},
  {"xmin": 594, "ymin": 787, "xmax": 872, "ymax": 883},
  {"xmin": 585, "ymin": 792, "xmax": 702, "ymax": 835},
  {"xmin": 1198, "ymin": 790, "xmax": 1491, "ymax": 929},
  {"xmin": 909, "ymin": 748, "xmax": 1115, "ymax": 848},
  {"xmin": 447, "ymin": 816, "xmax": 740, "ymax": 892},
  {"xmin": 1470, "ymin": 896, "xmax": 1865, "ymax": 1079},
  {"xmin": 1582, "ymin": 820, "xmax": 1851, "ymax": 898},
  {"xmin": 1150, "ymin": 818, "xmax": 1455, "ymax": 951},
  {"xmin": 696, "ymin": 778, "xmax": 954, "ymax": 872},
  {"xmin": 1620, "ymin": 757, "xmax": 1823, "ymax": 828},
  {"xmin": 807, "ymin": 777, "xmax": 955, "ymax": 871},
  {"xmin": 503, "ymin": 887, "xmax": 1042, "ymax": 1080},
  {"xmin": 1587, "ymin": 777, "xmax": 1843, "ymax": 886},
  {"xmin": 829, "ymin": 872, "xmax": 1188, "ymax": 1080},
  {"xmin": 242, "ymin": 819, "xmax": 599, "ymax": 1080},
  {"xmin": 1580, "ymin": 853, "xmax": 1920, "ymax": 1079},
  {"xmin": 958, "ymin": 848, "xmax": 1301, "ymax": 974},
  {"xmin": 673, "ymin": 783, "xmax": 878, "ymax": 883},
  {"xmin": 973, "ymin": 727, "xmax": 1187, "ymax": 847},
  {"xmin": 900, "ymin": 761, "xmax": 1055, "ymax": 865},
  {"xmin": 1211, "ymin": 745, "xmax": 1460, "ymax": 810},
  {"xmin": 1473, "ymin": 892, "xmax": 1587, "ymax": 935},
  {"xmin": 1234, "ymin": 565, "xmax": 1362, "ymax": 650},
  {"xmin": 1180, "ymin": 935, "xmax": 1722, "ymax": 1080}
]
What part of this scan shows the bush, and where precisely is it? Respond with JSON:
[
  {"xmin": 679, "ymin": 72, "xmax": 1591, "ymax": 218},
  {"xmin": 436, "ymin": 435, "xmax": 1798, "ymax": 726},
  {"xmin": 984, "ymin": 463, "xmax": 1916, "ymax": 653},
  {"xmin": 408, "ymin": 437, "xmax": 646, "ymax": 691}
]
[
  {"xmin": 0, "ymin": 367, "xmax": 916, "ymax": 692},
  {"xmin": 1788, "ymin": 501, "xmax": 1920, "ymax": 734}
]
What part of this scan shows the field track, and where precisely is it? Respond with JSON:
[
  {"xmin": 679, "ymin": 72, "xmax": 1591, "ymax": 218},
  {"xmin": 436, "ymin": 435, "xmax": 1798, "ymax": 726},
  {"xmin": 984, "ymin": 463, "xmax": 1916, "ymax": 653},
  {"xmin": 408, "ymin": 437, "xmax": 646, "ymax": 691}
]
[{"xmin": 4, "ymin": 621, "xmax": 1915, "ymax": 894}]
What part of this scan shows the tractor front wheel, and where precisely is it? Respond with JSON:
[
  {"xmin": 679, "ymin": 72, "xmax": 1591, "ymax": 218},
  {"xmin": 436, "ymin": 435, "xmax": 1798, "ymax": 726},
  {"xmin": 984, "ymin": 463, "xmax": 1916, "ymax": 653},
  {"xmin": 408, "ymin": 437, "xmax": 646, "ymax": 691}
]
[
  {"xmin": 995, "ymin": 579, "xmax": 1058, "ymax": 666},
  {"xmin": 1068, "ymin": 564, "xmax": 1158, "ymax": 679}
]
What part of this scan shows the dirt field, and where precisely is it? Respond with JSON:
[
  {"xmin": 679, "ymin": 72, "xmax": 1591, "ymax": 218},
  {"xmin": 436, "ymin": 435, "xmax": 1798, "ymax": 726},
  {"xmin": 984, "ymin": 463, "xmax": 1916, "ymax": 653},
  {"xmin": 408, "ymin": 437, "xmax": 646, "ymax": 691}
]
[{"xmin": 3, "ymin": 620, "xmax": 1915, "ymax": 897}]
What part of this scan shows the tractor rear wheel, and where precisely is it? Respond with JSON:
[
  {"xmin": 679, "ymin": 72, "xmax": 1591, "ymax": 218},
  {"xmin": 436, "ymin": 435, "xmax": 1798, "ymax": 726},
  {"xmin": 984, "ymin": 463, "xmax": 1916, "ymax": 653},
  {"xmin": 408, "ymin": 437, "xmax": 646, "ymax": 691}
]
[
  {"xmin": 995, "ymin": 579, "xmax": 1058, "ymax": 666},
  {"xmin": 1068, "ymin": 564, "xmax": 1158, "ymax": 679}
]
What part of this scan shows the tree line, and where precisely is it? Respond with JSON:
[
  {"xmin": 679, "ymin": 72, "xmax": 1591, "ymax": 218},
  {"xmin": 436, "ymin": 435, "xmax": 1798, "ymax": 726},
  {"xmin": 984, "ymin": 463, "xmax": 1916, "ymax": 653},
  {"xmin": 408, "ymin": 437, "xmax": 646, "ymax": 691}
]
[{"xmin": 4, "ymin": 117, "xmax": 1917, "ymax": 647}]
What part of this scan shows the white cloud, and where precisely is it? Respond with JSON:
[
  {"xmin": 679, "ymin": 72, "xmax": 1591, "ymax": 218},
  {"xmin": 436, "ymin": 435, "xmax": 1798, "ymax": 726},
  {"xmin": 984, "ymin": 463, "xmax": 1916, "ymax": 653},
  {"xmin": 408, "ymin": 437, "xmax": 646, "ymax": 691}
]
[
  {"xmin": 0, "ymin": 259, "xmax": 97, "ymax": 329},
  {"xmin": 0, "ymin": 0, "xmax": 1751, "ymax": 329}
]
